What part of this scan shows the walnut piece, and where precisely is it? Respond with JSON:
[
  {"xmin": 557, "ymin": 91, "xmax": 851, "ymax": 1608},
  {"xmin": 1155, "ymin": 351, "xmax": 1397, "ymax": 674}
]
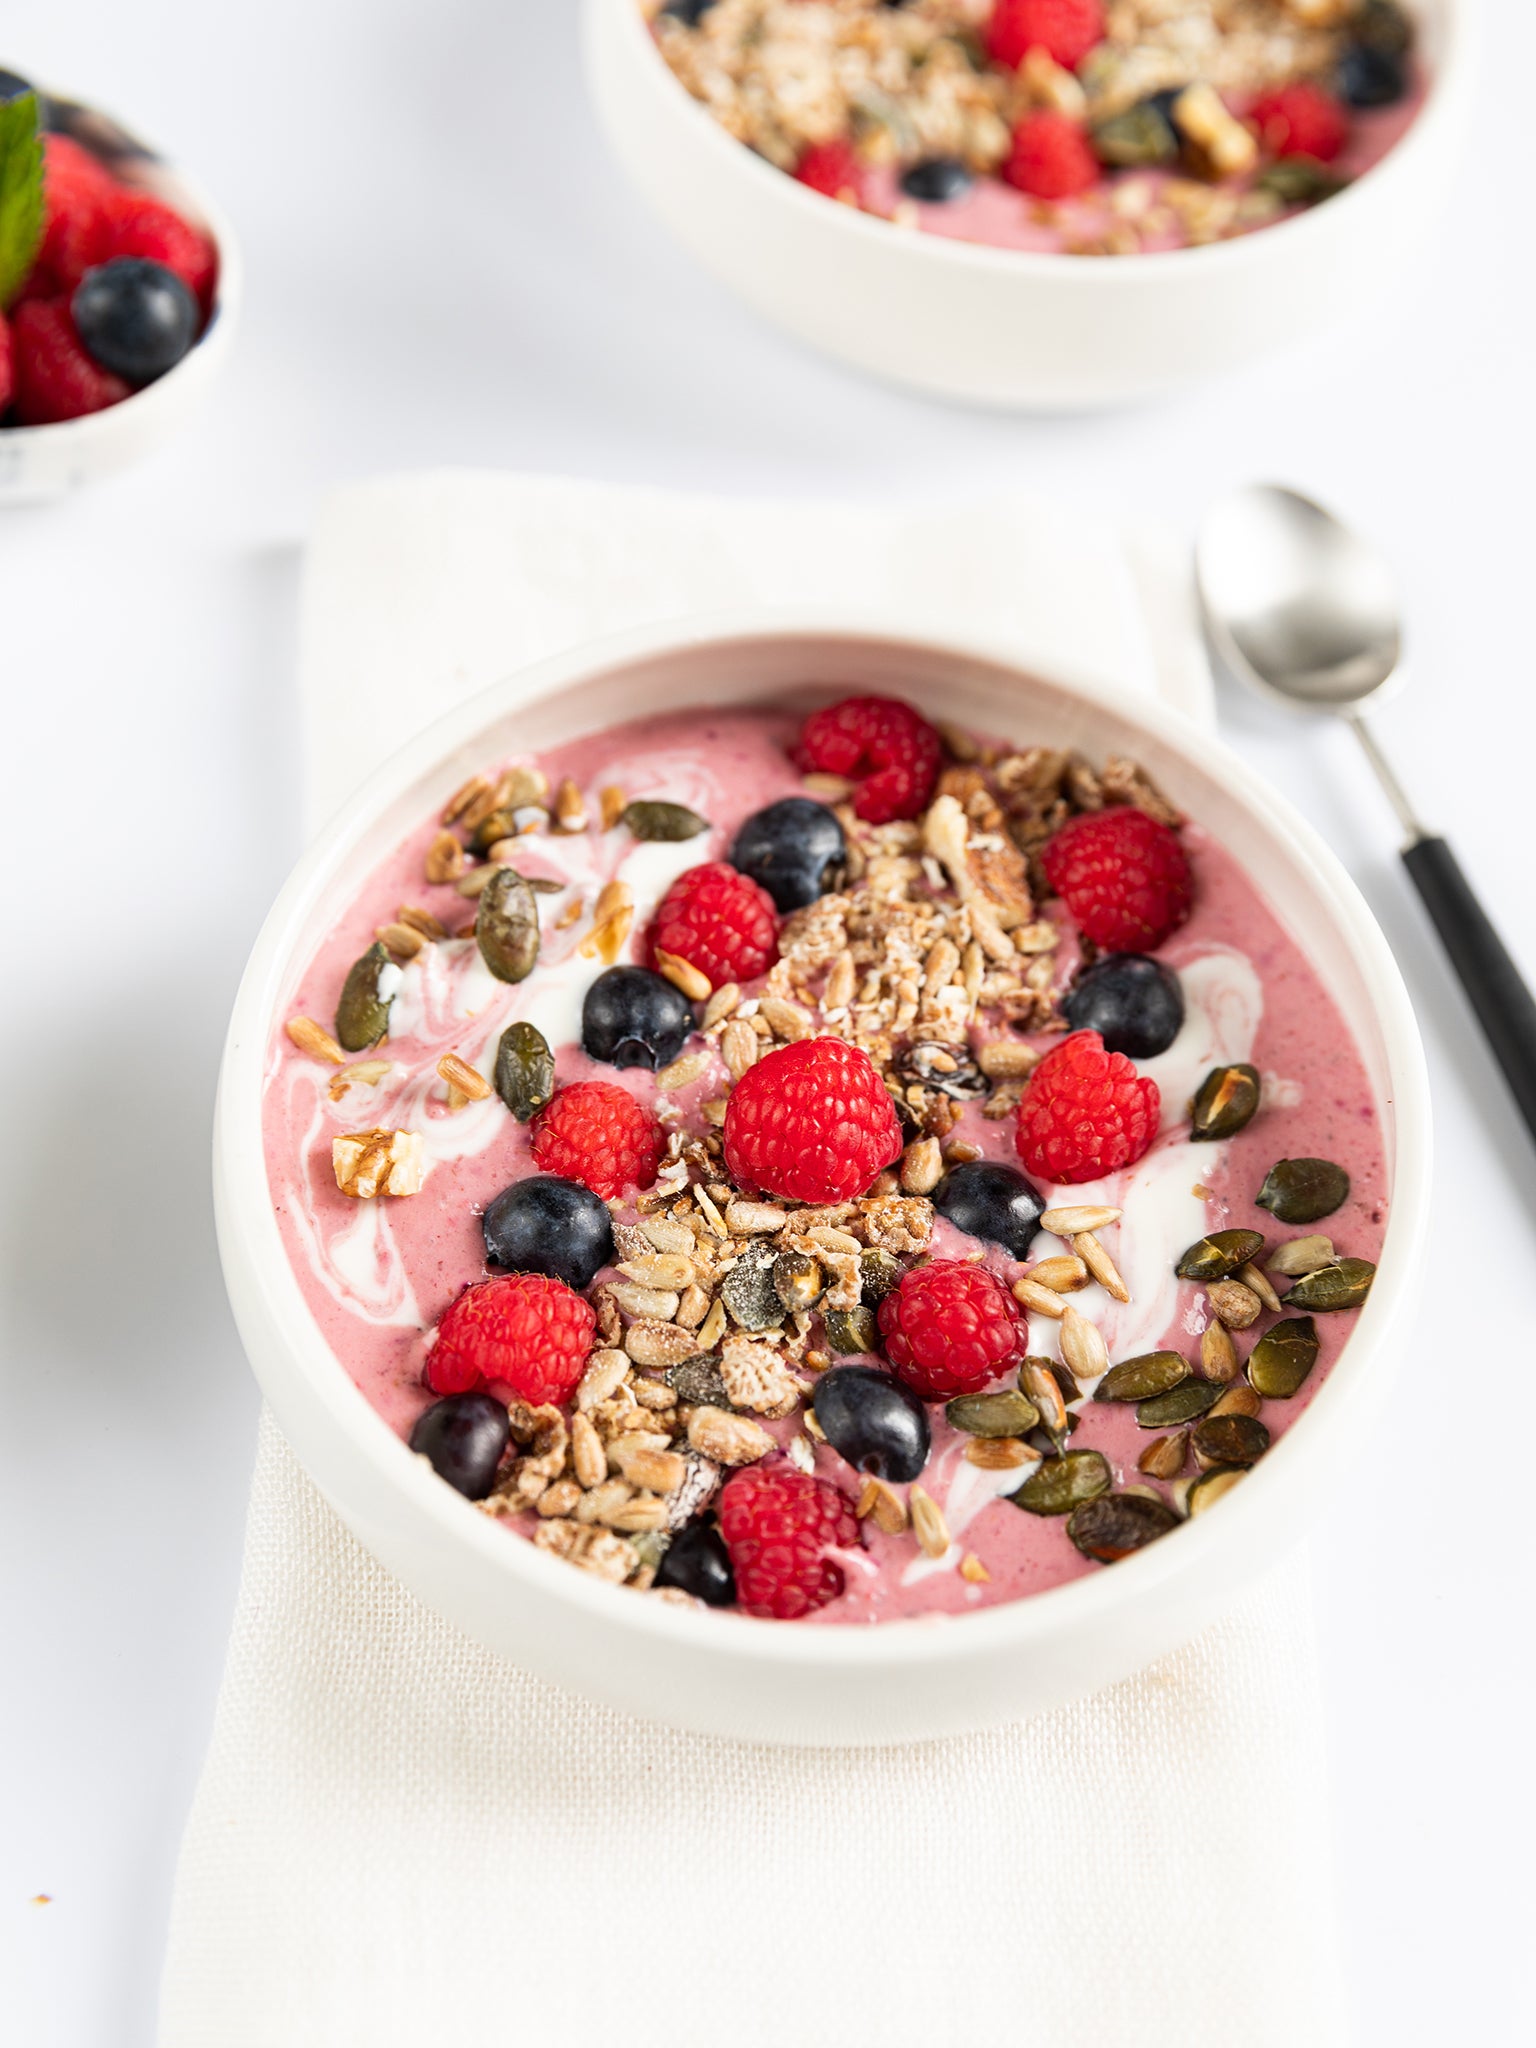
[{"xmin": 331, "ymin": 1127, "xmax": 427, "ymax": 1199}]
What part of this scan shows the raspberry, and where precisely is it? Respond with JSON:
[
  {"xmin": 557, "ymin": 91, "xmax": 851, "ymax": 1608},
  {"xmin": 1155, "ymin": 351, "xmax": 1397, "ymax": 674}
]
[
  {"xmin": 717, "ymin": 1463, "xmax": 861, "ymax": 1620},
  {"xmin": 0, "ymin": 315, "xmax": 11, "ymax": 414},
  {"xmin": 1040, "ymin": 806, "xmax": 1192, "ymax": 952},
  {"xmin": 8, "ymin": 300, "xmax": 131, "ymax": 425},
  {"xmin": 877, "ymin": 1261, "xmax": 1028, "ymax": 1401},
  {"xmin": 1248, "ymin": 83, "xmax": 1350, "ymax": 164},
  {"xmin": 103, "ymin": 188, "xmax": 218, "ymax": 316},
  {"xmin": 651, "ymin": 862, "xmax": 778, "ymax": 992},
  {"xmin": 794, "ymin": 139, "xmax": 866, "ymax": 207},
  {"xmin": 530, "ymin": 1081, "xmax": 664, "ymax": 1201},
  {"xmin": 425, "ymin": 1273, "xmax": 594, "ymax": 1405},
  {"xmin": 1014, "ymin": 1029, "xmax": 1160, "ymax": 1183},
  {"xmin": 27, "ymin": 134, "xmax": 115, "ymax": 299},
  {"xmin": 1002, "ymin": 110, "xmax": 1100, "ymax": 199},
  {"xmin": 794, "ymin": 695, "xmax": 942, "ymax": 824},
  {"xmin": 986, "ymin": 0, "xmax": 1106, "ymax": 72},
  {"xmin": 723, "ymin": 1037, "xmax": 903, "ymax": 1204}
]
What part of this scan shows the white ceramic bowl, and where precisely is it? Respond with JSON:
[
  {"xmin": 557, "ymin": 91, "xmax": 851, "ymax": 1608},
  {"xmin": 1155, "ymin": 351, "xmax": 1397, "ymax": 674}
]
[
  {"xmin": 0, "ymin": 96, "xmax": 240, "ymax": 503},
  {"xmin": 584, "ymin": 0, "xmax": 1474, "ymax": 409},
  {"xmin": 216, "ymin": 614, "xmax": 1430, "ymax": 1744}
]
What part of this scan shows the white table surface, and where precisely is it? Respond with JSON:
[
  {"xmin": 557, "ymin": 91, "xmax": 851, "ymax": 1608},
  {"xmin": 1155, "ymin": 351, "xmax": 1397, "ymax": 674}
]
[{"xmin": 2, "ymin": 3, "xmax": 1531, "ymax": 2041}]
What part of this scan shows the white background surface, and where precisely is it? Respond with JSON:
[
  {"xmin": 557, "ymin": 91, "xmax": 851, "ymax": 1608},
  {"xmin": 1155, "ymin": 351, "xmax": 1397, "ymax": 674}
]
[{"xmin": 1, "ymin": 2, "xmax": 1530, "ymax": 2042}]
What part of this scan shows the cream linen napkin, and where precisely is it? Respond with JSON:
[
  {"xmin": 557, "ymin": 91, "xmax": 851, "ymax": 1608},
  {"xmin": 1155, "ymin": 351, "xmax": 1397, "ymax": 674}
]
[{"xmin": 161, "ymin": 473, "xmax": 1342, "ymax": 2048}]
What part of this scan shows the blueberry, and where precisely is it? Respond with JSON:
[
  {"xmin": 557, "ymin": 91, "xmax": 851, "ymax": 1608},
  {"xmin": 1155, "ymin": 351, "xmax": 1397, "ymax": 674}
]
[
  {"xmin": 1337, "ymin": 44, "xmax": 1407, "ymax": 107},
  {"xmin": 730, "ymin": 797, "xmax": 846, "ymax": 912},
  {"xmin": 409, "ymin": 1393, "xmax": 510, "ymax": 1500},
  {"xmin": 660, "ymin": 0, "xmax": 718, "ymax": 20},
  {"xmin": 812, "ymin": 1366, "xmax": 931, "ymax": 1483},
  {"xmin": 0, "ymin": 68, "xmax": 35, "ymax": 102},
  {"xmin": 581, "ymin": 964, "xmax": 695, "ymax": 1069},
  {"xmin": 72, "ymin": 258, "xmax": 197, "ymax": 385},
  {"xmin": 900, "ymin": 157, "xmax": 973, "ymax": 203},
  {"xmin": 1062, "ymin": 953, "xmax": 1184, "ymax": 1059},
  {"xmin": 934, "ymin": 1160, "xmax": 1045, "ymax": 1261},
  {"xmin": 482, "ymin": 1173, "xmax": 614, "ymax": 1291},
  {"xmin": 655, "ymin": 1520, "xmax": 737, "ymax": 1605}
]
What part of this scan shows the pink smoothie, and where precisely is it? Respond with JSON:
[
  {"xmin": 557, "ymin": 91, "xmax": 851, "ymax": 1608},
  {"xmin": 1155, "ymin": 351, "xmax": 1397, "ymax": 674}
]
[{"xmin": 263, "ymin": 708, "xmax": 1387, "ymax": 1622}]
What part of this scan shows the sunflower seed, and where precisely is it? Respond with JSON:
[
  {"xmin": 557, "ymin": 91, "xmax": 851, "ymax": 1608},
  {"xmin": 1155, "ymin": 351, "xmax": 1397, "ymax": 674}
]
[
  {"xmin": 703, "ymin": 983, "xmax": 741, "ymax": 1029},
  {"xmin": 1199, "ymin": 1319, "xmax": 1240, "ymax": 1384},
  {"xmin": 1013, "ymin": 1277, "xmax": 1067, "ymax": 1320},
  {"xmin": 1209, "ymin": 1381, "xmax": 1262, "ymax": 1420},
  {"xmin": 1239, "ymin": 1261, "xmax": 1283, "ymax": 1315},
  {"xmin": 1041, "ymin": 1204, "xmax": 1122, "ymax": 1235},
  {"xmin": 1137, "ymin": 1431, "xmax": 1189, "ymax": 1480},
  {"xmin": 910, "ymin": 1487, "xmax": 950, "ymax": 1558},
  {"xmin": 855, "ymin": 1477, "xmax": 909, "ymax": 1535},
  {"xmin": 1187, "ymin": 1466, "xmax": 1245, "ymax": 1516},
  {"xmin": 964, "ymin": 1436, "xmax": 1036, "ymax": 1471},
  {"xmin": 1267, "ymin": 1234, "xmax": 1335, "ymax": 1277},
  {"xmin": 1073, "ymin": 1231, "xmax": 1130, "ymax": 1302},
  {"xmin": 1059, "ymin": 1306, "xmax": 1109, "ymax": 1382},
  {"xmin": 1030, "ymin": 1255, "xmax": 1090, "ymax": 1293},
  {"xmin": 1207, "ymin": 1278, "xmax": 1264, "ymax": 1329},
  {"xmin": 900, "ymin": 1136, "xmax": 944, "ymax": 1195},
  {"xmin": 286, "ymin": 1015, "xmax": 346, "ymax": 1065}
]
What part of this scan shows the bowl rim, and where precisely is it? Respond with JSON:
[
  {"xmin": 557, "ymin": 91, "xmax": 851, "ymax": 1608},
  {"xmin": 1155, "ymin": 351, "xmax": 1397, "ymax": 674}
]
[
  {"xmin": 217, "ymin": 608, "xmax": 1432, "ymax": 1673},
  {"xmin": 0, "ymin": 89, "xmax": 243, "ymax": 448},
  {"xmin": 594, "ymin": 0, "xmax": 1476, "ymax": 282}
]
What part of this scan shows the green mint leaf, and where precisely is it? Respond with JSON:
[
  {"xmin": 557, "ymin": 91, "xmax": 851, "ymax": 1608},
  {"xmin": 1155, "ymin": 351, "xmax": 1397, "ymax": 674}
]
[{"xmin": 0, "ymin": 90, "xmax": 45, "ymax": 310}]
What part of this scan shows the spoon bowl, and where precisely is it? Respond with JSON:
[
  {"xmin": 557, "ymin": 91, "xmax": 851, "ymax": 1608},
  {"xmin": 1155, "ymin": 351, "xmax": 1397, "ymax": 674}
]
[{"xmin": 1196, "ymin": 484, "xmax": 1403, "ymax": 713}]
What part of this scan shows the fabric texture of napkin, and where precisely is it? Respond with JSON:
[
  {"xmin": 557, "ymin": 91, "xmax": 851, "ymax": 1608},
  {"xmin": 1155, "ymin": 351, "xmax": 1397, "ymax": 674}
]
[{"xmin": 160, "ymin": 472, "xmax": 1341, "ymax": 2048}]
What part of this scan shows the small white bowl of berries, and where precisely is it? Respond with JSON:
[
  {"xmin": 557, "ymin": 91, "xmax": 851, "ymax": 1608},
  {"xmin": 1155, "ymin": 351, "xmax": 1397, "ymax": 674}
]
[
  {"xmin": 585, "ymin": 0, "xmax": 1474, "ymax": 409},
  {"xmin": 0, "ymin": 68, "xmax": 239, "ymax": 499}
]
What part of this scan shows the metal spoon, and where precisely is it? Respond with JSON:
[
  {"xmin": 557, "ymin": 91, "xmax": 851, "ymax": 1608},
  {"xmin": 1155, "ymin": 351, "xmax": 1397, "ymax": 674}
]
[{"xmin": 1196, "ymin": 482, "xmax": 1536, "ymax": 1142}]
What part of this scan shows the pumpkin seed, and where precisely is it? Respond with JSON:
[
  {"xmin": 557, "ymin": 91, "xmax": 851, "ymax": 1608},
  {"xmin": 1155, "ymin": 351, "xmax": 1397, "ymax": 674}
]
[
  {"xmin": 773, "ymin": 1250, "xmax": 824, "ymax": 1314},
  {"xmin": 475, "ymin": 867, "xmax": 540, "ymax": 983},
  {"xmin": 663, "ymin": 1354, "xmax": 730, "ymax": 1408},
  {"xmin": 1012, "ymin": 1449, "xmax": 1111, "ymax": 1516},
  {"xmin": 1246, "ymin": 1316, "xmax": 1319, "ymax": 1399},
  {"xmin": 1175, "ymin": 1229, "xmax": 1266, "ymax": 1282},
  {"xmin": 1136, "ymin": 1379, "xmax": 1221, "ymax": 1429},
  {"xmin": 720, "ymin": 1244, "xmax": 783, "ymax": 1332},
  {"xmin": 1189, "ymin": 1061, "xmax": 1261, "ymax": 1141},
  {"xmin": 1190, "ymin": 1412, "xmax": 1270, "ymax": 1469},
  {"xmin": 1257, "ymin": 157, "xmax": 1348, "ymax": 207},
  {"xmin": 493, "ymin": 1020, "xmax": 555, "ymax": 1121},
  {"xmin": 335, "ymin": 941, "xmax": 399, "ymax": 1051},
  {"xmin": 1138, "ymin": 1431, "xmax": 1189, "ymax": 1481},
  {"xmin": 1092, "ymin": 102, "xmax": 1179, "ymax": 169},
  {"xmin": 1096, "ymin": 1350, "xmax": 1189, "ymax": 1403},
  {"xmin": 823, "ymin": 1304, "xmax": 878, "ymax": 1355},
  {"xmin": 859, "ymin": 1248, "xmax": 902, "ymax": 1304},
  {"xmin": 1256, "ymin": 1157, "xmax": 1349, "ymax": 1225},
  {"xmin": 946, "ymin": 1389, "xmax": 1041, "ymax": 1438},
  {"xmin": 1187, "ymin": 1466, "xmax": 1246, "ymax": 1516},
  {"xmin": 469, "ymin": 807, "xmax": 526, "ymax": 853},
  {"xmin": 620, "ymin": 799, "xmax": 710, "ymax": 842},
  {"xmin": 1267, "ymin": 1234, "xmax": 1335, "ymax": 1277},
  {"xmin": 1068, "ymin": 1490, "xmax": 1181, "ymax": 1560},
  {"xmin": 1284, "ymin": 1258, "xmax": 1376, "ymax": 1312}
]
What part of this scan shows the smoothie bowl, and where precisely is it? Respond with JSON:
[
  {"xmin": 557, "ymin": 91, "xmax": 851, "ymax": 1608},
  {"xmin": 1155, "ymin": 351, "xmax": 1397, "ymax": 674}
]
[
  {"xmin": 217, "ymin": 618, "xmax": 1429, "ymax": 1743},
  {"xmin": 585, "ymin": 0, "xmax": 1471, "ymax": 406}
]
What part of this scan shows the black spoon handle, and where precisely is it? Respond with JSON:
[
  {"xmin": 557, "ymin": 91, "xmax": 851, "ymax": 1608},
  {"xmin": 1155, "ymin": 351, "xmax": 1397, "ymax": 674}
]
[{"xmin": 1402, "ymin": 835, "xmax": 1536, "ymax": 1139}]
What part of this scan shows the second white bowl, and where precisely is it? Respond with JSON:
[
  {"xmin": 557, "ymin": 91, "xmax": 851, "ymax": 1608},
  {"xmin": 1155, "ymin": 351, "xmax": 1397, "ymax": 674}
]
[{"xmin": 584, "ymin": 0, "xmax": 1473, "ymax": 410}]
